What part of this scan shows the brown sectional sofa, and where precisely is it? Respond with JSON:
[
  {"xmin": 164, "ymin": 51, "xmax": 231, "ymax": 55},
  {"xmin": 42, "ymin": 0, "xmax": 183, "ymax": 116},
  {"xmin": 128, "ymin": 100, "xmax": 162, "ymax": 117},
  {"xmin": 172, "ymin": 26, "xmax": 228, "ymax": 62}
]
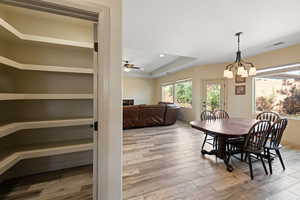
[{"xmin": 123, "ymin": 102, "xmax": 180, "ymax": 129}]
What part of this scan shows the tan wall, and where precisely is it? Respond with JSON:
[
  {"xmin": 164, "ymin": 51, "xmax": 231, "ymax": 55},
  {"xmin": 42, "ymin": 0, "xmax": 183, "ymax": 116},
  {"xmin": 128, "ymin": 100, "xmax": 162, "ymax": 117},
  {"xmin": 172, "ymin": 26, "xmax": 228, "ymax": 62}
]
[
  {"xmin": 123, "ymin": 76, "xmax": 156, "ymax": 105},
  {"xmin": 155, "ymin": 43, "xmax": 300, "ymax": 147}
]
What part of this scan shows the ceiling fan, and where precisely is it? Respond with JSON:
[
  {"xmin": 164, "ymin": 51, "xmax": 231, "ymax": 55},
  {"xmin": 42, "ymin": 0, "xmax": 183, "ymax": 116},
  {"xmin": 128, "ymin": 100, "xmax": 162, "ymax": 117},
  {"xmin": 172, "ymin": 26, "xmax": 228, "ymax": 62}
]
[{"xmin": 123, "ymin": 60, "xmax": 144, "ymax": 72}]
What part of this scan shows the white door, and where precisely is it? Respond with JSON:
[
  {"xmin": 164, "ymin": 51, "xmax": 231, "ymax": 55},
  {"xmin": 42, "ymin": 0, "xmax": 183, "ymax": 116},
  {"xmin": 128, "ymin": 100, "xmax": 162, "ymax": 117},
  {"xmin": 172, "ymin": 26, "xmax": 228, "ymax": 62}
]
[{"xmin": 202, "ymin": 79, "xmax": 226, "ymax": 111}]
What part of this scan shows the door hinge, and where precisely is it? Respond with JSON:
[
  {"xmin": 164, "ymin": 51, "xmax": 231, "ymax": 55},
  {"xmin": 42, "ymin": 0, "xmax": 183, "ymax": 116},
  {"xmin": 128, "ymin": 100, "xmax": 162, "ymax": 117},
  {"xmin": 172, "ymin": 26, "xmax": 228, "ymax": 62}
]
[
  {"xmin": 94, "ymin": 121, "xmax": 98, "ymax": 131},
  {"xmin": 90, "ymin": 121, "xmax": 98, "ymax": 131},
  {"xmin": 94, "ymin": 42, "xmax": 98, "ymax": 52}
]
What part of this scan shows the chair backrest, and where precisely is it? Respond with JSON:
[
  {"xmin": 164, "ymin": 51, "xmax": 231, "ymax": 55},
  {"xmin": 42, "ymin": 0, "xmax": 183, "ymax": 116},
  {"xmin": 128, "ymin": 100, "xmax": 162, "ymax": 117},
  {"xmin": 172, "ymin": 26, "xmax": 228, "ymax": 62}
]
[
  {"xmin": 214, "ymin": 110, "xmax": 229, "ymax": 119},
  {"xmin": 244, "ymin": 120, "xmax": 271, "ymax": 152},
  {"xmin": 256, "ymin": 111, "xmax": 280, "ymax": 123},
  {"xmin": 268, "ymin": 118, "xmax": 288, "ymax": 148},
  {"xmin": 200, "ymin": 110, "xmax": 215, "ymax": 121}
]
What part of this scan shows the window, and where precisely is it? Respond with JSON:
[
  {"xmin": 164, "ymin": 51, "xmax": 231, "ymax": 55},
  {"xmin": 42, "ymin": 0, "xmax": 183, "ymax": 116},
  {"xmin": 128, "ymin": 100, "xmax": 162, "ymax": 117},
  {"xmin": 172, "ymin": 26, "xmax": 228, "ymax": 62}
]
[
  {"xmin": 175, "ymin": 80, "xmax": 192, "ymax": 108},
  {"xmin": 161, "ymin": 79, "xmax": 192, "ymax": 108},
  {"xmin": 161, "ymin": 84, "xmax": 174, "ymax": 103},
  {"xmin": 254, "ymin": 69, "xmax": 300, "ymax": 119}
]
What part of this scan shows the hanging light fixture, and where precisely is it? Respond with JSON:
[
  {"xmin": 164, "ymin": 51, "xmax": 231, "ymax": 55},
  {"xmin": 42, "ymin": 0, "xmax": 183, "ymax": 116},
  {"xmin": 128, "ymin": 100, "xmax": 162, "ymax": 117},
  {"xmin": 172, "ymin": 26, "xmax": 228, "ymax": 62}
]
[{"xmin": 224, "ymin": 32, "xmax": 256, "ymax": 78}]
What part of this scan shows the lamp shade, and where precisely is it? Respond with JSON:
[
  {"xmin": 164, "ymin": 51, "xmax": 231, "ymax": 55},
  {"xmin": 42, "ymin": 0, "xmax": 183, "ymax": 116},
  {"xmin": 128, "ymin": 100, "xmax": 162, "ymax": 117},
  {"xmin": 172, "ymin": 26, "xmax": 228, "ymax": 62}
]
[
  {"xmin": 249, "ymin": 67, "xmax": 256, "ymax": 76},
  {"xmin": 224, "ymin": 69, "xmax": 229, "ymax": 77},
  {"xmin": 237, "ymin": 66, "xmax": 244, "ymax": 75},
  {"xmin": 227, "ymin": 70, "xmax": 233, "ymax": 78},
  {"xmin": 241, "ymin": 69, "xmax": 248, "ymax": 77},
  {"xmin": 124, "ymin": 68, "xmax": 131, "ymax": 72}
]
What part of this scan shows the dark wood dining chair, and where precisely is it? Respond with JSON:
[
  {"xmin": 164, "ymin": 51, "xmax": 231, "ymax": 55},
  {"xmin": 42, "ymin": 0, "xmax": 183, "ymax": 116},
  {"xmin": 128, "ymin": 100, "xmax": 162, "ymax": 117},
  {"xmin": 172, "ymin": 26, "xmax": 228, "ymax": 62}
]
[
  {"xmin": 200, "ymin": 111, "xmax": 216, "ymax": 153},
  {"xmin": 256, "ymin": 111, "xmax": 280, "ymax": 122},
  {"xmin": 228, "ymin": 120, "xmax": 271, "ymax": 180},
  {"xmin": 214, "ymin": 110, "xmax": 229, "ymax": 119},
  {"xmin": 201, "ymin": 110, "xmax": 216, "ymax": 121},
  {"xmin": 264, "ymin": 118, "xmax": 288, "ymax": 174}
]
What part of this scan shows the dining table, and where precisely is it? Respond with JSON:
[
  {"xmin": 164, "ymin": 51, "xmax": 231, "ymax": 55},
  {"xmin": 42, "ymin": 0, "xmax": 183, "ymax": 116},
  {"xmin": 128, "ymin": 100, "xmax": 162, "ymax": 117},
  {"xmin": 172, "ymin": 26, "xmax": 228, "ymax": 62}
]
[{"xmin": 190, "ymin": 117, "xmax": 258, "ymax": 172}]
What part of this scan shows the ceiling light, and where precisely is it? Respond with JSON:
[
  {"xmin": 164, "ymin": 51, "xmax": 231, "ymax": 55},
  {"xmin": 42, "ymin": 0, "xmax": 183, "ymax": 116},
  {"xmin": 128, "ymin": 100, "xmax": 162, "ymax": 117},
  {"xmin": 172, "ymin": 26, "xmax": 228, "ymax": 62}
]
[
  {"xmin": 159, "ymin": 54, "xmax": 166, "ymax": 58},
  {"xmin": 224, "ymin": 32, "xmax": 256, "ymax": 78}
]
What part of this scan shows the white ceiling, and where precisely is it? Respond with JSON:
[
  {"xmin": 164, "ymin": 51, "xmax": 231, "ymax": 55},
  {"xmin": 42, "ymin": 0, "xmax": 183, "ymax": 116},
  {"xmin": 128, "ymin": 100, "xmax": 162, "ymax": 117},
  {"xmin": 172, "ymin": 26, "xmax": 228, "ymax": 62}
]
[
  {"xmin": 123, "ymin": 48, "xmax": 181, "ymax": 72},
  {"xmin": 123, "ymin": 0, "xmax": 300, "ymax": 77}
]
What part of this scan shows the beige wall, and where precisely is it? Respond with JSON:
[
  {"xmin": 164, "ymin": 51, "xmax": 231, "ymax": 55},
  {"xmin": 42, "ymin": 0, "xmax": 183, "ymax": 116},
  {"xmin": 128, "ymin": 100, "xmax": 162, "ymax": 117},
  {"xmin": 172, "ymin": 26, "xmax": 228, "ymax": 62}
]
[
  {"xmin": 123, "ymin": 76, "xmax": 156, "ymax": 105},
  {"xmin": 155, "ymin": 43, "xmax": 300, "ymax": 147}
]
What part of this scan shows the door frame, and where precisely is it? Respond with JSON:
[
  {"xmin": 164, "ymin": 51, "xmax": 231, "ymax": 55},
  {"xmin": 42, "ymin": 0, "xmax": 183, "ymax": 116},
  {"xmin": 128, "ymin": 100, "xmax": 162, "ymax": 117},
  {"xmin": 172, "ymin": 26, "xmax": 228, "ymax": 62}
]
[
  {"xmin": 1, "ymin": 1, "xmax": 122, "ymax": 200},
  {"xmin": 201, "ymin": 79, "xmax": 228, "ymax": 111}
]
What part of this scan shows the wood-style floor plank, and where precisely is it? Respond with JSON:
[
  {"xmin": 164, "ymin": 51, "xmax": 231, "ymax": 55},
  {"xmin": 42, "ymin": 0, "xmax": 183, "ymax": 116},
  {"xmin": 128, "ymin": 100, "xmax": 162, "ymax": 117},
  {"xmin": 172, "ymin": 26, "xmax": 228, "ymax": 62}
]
[{"xmin": 1, "ymin": 121, "xmax": 300, "ymax": 200}]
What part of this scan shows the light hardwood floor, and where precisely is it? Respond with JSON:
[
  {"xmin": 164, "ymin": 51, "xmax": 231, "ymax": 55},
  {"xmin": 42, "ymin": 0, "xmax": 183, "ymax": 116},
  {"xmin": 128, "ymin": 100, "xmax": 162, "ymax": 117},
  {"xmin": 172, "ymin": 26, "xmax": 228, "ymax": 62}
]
[{"xmin": 2, "ymin": 121, "xmax": 300, "ymax": 200}]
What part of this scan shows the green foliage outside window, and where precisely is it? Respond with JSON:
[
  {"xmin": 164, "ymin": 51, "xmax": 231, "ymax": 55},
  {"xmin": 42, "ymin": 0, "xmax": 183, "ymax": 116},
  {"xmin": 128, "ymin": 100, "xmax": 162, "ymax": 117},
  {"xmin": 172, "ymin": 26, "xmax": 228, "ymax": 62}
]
[
  {"xmin": 175, "ymin": 81, "xmax": 192, "ymax": 108},
  {"xmin": 206, "ymin": 84, "xmax": 221, "ymax": 111}
]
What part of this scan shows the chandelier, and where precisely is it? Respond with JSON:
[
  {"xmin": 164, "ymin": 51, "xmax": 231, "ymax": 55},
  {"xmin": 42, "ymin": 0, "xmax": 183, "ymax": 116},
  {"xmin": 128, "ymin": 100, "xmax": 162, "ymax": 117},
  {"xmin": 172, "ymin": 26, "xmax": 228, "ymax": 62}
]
[{"xmin": 224, "ymin": 32, "xmax": 256, "ymax": 78}]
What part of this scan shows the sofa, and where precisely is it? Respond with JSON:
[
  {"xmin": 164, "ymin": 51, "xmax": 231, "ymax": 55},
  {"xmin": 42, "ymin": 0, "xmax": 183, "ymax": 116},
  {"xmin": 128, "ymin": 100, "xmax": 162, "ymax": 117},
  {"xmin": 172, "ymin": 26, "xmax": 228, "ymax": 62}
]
[{"xmin": 123, "ymin": 102, "xmax": 180, "ymax": 129}]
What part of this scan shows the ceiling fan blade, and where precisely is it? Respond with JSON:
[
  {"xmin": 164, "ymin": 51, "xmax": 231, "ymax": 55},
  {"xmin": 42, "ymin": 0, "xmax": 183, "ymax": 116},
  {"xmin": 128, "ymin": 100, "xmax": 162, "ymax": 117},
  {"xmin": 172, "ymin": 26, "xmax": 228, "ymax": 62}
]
[
  {"xmin": 130, "ymin": 66, "xmax": 145, "ymax": 71},
  {"xmin": 131, "ymin": 66, "xmax": 140, "ymax": 69}
]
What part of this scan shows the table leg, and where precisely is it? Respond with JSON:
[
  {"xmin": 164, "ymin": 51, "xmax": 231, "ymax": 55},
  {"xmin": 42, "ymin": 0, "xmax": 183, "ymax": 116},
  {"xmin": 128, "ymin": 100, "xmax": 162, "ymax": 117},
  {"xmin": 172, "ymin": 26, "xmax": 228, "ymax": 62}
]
[
  {"xmin": 217, "ymin": 135, "xmax": 234, "ymax": 172},
  {"xmin": 200, "ymin": 134, "xmax": 233, "ymax": 172}
]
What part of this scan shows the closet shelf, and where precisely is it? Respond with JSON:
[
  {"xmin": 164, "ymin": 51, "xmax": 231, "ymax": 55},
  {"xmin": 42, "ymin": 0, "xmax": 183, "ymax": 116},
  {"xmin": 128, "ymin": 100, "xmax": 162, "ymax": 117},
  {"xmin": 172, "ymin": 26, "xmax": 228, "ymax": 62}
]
[
  {"xmin": 0, "ymin": 18, "xmax": 93, "ymax": 49},
  {"xmin": 0, "ymin": 141, "xmax": 93, "ymax": 175},
  {"xmin": 0, "ymin": 118, "xmax": 93, "ymax": 138},
  {"xmin": 0, "ymin": 56, "xmax": 93, "ymax": 74},
  {"xmin": 0, "ymin": 93, "xmax": 93, "ymax": 100}
]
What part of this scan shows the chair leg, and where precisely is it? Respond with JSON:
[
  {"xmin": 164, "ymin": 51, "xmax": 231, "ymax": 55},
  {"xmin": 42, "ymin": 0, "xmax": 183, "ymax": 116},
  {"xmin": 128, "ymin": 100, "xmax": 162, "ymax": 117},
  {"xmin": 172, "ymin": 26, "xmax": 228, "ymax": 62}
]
[
  {"xmin": 244, "ymin": 152, "xmax": 248, "ymax": 162},
  {"xmin": 201, "ymin": 133, "xmax": 208, "ymax": 152},
  {"xmin": 214, "ymin": 136, "xmax": 218, "ymax": 162},
  {"xmin": 260, "ymin": 155, "xmax": 268, "ymax": 175},
  {"xmin": 267, "ymin": 149, "xmax": 272, "ymax": 175},
  {"xmin": 213, "ymin": 136, "xmax": 218, "ymax": 150},
  {"xmin": 275, "ymin": 149, "xmax": 285, "ymax": 171},
  {"xmin": 248, "ymin": 153, "xmax": 254, "ymax": 180}
]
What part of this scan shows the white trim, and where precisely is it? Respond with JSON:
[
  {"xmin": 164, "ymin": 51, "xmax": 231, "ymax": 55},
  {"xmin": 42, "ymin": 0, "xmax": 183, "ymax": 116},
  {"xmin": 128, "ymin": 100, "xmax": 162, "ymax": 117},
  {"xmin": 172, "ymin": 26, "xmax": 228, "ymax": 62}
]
[
  {"xmin": 0, "ymin": 118, "xmax": 93, "ymax": 138},
  {"xmin": 92, "ymin": 22, "xmax": 99, "ymax": 200},
  {"xmin": 252, "ymin": 77, "xmax": 256, "ymax": 114},
  {"xmin": 98, "ymin": 6, "xmax": 122, "ymax": 200},
  {"xmin": 0, "ymin": 142, "xmax": 92, "ymax": 175},
  {"xmin": 0, "ymin": 93, "xmax": 93, "ymax": 100},
  {"xmin": 175, "ymin": 78, "xmax": 193, "ymax": 83},
  {"xmin": 256, "ymin": 63, "xmax": 300, "ymax": 76},
  {"xmin": 0, "ymin": 56, "xmax": 93, "ymax": 74},
  {"xmin": 1, "ymin": 0, "xmax": 98, "ymax": 21},
  {"xmin": 0, "ymin": 18, "xmax": 93, "ymax": 49}
]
